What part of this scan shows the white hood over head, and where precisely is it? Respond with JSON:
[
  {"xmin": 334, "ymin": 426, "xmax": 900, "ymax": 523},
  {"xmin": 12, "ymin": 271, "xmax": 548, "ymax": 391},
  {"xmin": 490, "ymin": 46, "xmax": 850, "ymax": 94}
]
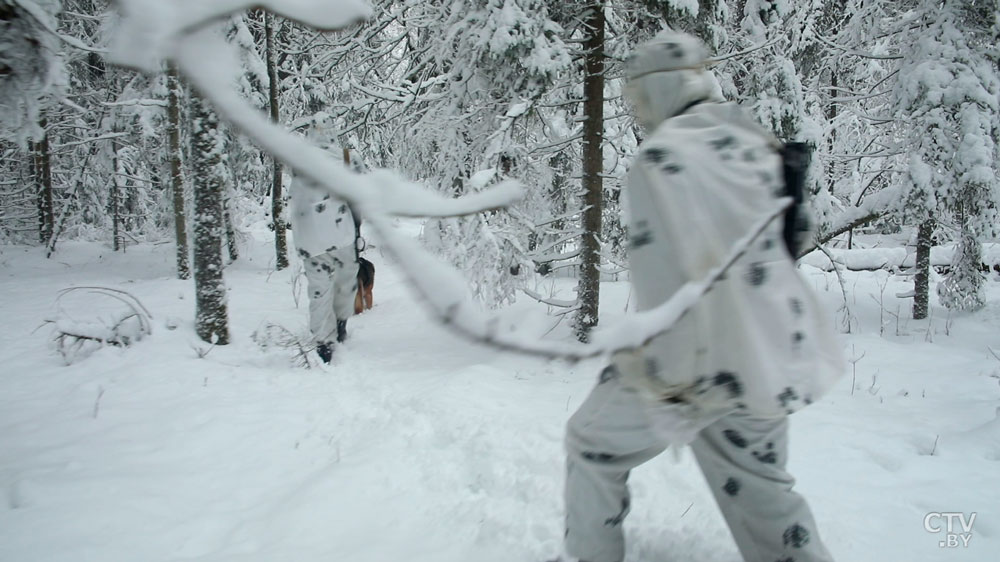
[{"xmin": 625, "ymin": 30, "xmax": 722, "ymax": 130}]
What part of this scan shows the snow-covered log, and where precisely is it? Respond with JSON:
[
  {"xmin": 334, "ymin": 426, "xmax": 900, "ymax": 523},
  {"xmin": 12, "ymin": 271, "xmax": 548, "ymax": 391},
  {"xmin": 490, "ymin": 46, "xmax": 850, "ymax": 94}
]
[{"xmin": 800, "ymin": 243, "xmax": 1000, "ymax": 273}]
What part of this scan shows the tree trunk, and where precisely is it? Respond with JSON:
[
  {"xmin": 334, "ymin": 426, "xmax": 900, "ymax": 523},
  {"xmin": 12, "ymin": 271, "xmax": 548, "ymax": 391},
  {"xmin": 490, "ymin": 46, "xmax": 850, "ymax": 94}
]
[
  {"xmin": 223, "ymin": 191, "xmax": 239, "ymax": 263},
  {"xmin": 111, "ymin": 139, "xmax": 122, "ymax": 251},
  {"xmin": 265, "ymin": 12, "xmax": 289, "ymax": 270},
  {"xmin": 167, "ymin": 64, "xmax": 190, "ymax": 279},
  {"xmin": 190, "ymin": 94, "xmax": 231, "ymax": 345},
  {"xmin": 33, "ymin": 120, "xmax": 54, "ymax": 246},
  {"xmin": 912, "ymin": 219, "xmax": 934, "ymax": 320},
  {"xmin": 574, "ymin": 2, "xmax": 606, "ymax": 343}
]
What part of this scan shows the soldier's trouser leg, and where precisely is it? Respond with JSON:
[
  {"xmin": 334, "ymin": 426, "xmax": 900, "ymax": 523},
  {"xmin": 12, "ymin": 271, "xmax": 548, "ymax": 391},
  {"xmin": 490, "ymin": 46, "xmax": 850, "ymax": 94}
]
[
  {"xmin": 304, "ymin": 254, "xmax": 338, "ymax": 344},
  {"xmin": 564, "ymin": 369, "xmax": 671, "ymax": 562},
  {"xmin": 564, "ymin": 369, "xmax": 833, "ymax": 562},
  {"xmin": 690, "ymin": 413, "xmax": 834, "ymax": 562},
  {"xmin": 328, "ymin": 247, "xmax": 359, "ymax": 329}
]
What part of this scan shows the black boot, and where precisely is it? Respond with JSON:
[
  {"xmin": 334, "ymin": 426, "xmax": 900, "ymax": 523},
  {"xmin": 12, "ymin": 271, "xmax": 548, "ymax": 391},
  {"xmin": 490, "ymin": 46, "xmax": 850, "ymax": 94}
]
[
  {"xmin": 336, "ymin": 319, "xmax": 348, "ymax": 343},
  {"xmin": 316, "ymin": 342, "xmax": 333, "ymax": 364}
]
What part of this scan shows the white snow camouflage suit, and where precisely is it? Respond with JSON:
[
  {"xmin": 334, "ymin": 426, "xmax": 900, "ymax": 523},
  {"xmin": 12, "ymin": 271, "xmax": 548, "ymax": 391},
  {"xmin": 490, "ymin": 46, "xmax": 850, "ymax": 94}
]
[
  {"xmin": 289, "ymin": 151, "xmax": 360, "ymax": 349},
  {"xmin": 562, "ymin": 31, "xmax": 845, "ymax": 562}
]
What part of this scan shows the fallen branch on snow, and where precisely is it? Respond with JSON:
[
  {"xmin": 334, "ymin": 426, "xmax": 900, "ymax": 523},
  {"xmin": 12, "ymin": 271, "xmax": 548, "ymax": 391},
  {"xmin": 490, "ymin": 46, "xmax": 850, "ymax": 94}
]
[{"xmin": 45, "ymin": 286, "xmax": 153, "ymax": 364}]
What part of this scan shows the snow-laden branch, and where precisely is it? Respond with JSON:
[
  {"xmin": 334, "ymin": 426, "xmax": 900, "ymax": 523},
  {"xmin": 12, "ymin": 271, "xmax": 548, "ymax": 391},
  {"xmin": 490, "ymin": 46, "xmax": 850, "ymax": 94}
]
[
  {"xmin": 166, "ymin": 28, "xmax": 522, "ymax": 219},
  {"xmin": 815, "ymin": 34, "xmax": 903, "ymax": 60},
  {"xmin": 52, "ymin": 131, "xmax": 131, "ymax": 149},
  {"xmin": 111, "ymin": 0, "xmax": 373, "ymax": 72},
  {"xmin": 708, "ymin": 38, "xmax": 781, "ymax": 66},
  {"xmin": 522, "ymin": 287, "xmax": 578, "ymax": 309},
  {"xmin": 102, "ymin": 98, "xmax": 169, "ymax": 108},
  {"xmin": 800, "ymin": 184, "xmax": 902, "ymax": 257},
  {"xmin": 370, "ymin": 199, "xmax": 792, "ymax": 361},
  {"xmin": 13, "ymin": 0, "xmax": 105, "ymax": 53}
]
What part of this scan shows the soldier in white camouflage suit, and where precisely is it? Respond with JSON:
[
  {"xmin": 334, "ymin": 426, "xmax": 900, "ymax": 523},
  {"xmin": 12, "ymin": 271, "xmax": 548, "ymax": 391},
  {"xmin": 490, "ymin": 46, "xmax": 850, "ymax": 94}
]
[
  {"xmin": 557, "ymin": 31, "xmax": 845, "ymax": 562},
  {"xmin": 289, "ymin": 121, "xmax": 362, "ymax": 363}
]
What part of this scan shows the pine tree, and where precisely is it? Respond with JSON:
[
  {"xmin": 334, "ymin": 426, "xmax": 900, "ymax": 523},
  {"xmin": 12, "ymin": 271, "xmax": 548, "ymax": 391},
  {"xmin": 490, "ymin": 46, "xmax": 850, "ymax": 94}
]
[{"xmin": 893, "ymin": 0, "xmax": 999, "ymax": 318}]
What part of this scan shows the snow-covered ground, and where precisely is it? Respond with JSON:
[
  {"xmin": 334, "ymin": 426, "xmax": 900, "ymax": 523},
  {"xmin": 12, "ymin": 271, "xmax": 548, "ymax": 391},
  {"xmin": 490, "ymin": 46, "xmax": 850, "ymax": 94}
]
[{"xmin": 1, "ymin": 221, "xmax": 998, "ymax": 562}]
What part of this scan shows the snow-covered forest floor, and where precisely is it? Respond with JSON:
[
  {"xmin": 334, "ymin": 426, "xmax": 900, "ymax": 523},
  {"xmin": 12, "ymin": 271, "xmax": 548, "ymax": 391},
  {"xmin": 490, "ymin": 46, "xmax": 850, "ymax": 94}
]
[{"xmin": 2, "ymin": 220, "xmax": 998, "ymax": 562}]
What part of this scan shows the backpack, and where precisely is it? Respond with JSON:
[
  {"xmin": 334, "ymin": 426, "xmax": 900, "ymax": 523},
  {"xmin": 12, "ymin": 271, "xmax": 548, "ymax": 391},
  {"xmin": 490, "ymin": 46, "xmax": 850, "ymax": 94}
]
[{"xmin": 778, "ymin": 142, "xmax": 813, "ymax": 258}]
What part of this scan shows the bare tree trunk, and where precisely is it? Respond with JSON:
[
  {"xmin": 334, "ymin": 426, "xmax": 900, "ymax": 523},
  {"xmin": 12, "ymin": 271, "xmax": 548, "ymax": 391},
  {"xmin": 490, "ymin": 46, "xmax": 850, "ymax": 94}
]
[
  {"xmin": 167, "ymin": 64, "xmax": 190, "ymax": 279},
  {"xmin": 32, "ymin": 119, "xmax": 54, "ymax": 246},
  {"xmin": 265, "ymin": 12, "xmax": 289, "ymax": 270},
  {"xmin": 574, "ymin": 2, "xmax": 606, "ymax": 343},
  {"xmin": 912, "ymin": 219, "xmax": 934, "ymax": 320},
  {"xmin": 190, "ymin": 94, "xmax": 230, "ymax": 345}
]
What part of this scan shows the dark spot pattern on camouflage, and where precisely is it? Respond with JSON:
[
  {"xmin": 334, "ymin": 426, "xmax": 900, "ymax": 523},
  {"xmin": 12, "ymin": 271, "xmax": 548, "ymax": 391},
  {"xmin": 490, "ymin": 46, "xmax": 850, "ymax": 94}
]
[
  {"xmin": 753, "ymin": 449, "xmax": 778, "ymax": 464},
  {"xmin": 777, "ymin": 387, "xmax": 799, "ymax": 408},
  {"xmin": 604, "ymin": 497, "xmax": 629, "ymax": 527},
  {"xmin": 644, "ymin": 148, "xmax": 668, "ymax": 165},
  {"xmin": 783, "ymin": 524, "xmax": 810, "ymax": 548},
  {"xmin": 723, "ymin": 429, "xmax": 748, "ymax": 448},
  {"xmin": 790, "ymin": 297, "xmax": 803, "ymax": 316},
  {"xmin": 747, "ymin": 262, "xmax": 767, "ymax": 286},
  {"xmin": 714, "ymin": 371, "xmax": 744, "ymax": 398},
  {"xmin": 723, "ymin": 477, "xmax": 741, "ymax": 497}
]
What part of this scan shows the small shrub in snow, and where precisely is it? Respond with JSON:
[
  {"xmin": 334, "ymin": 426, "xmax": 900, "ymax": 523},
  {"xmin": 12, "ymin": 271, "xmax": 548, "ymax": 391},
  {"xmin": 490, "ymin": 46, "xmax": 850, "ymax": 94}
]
[
  {"xmin": 251, "ymin": 322, "xmax": 317, "ymax": 368},
  {"xmin": 45, "ymin": 287, "xmax": 153, "ymax": 364}
]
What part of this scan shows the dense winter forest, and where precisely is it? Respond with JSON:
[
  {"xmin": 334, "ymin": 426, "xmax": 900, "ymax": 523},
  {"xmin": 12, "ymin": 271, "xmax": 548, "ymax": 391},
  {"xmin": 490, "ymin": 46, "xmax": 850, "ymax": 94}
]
[{"xmin": 2, "ymin": 0, "xmax": 998, "ymax": 337}]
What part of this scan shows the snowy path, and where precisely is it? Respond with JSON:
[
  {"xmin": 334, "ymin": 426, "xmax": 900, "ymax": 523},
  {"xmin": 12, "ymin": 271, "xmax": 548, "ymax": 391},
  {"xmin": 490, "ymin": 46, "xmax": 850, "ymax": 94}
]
[{"xmin": 1, "ymin": 226, "xmax": 998, "ymax": 561}]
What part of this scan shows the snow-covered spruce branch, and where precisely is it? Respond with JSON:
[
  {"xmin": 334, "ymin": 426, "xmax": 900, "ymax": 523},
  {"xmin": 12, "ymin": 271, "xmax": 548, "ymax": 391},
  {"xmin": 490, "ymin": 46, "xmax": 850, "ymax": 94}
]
[
  {"xmin": 707, "ymin": 38, "xmax": 781, "ymax": 65},
  {"xmin": 815, "ymin": 34, "xmax": 903, "ymax": 61}
]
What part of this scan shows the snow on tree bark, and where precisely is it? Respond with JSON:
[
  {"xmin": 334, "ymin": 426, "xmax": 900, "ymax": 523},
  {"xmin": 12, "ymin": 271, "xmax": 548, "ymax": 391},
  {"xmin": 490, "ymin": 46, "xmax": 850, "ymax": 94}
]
[
  {"xmin": 111, "ymin": 136, "xmax": 122, "ymax": 251},
  {"xmin": 265, "ymin": 11, "xmax": 288, "ymax": 271},
  {"xmin": 223, "ymin": 189, "xmax": 239, "ymax": 263},
  {"xmin": 31, "ymin": 120, "xmax": 54, "ymax": 245},
  {"xmin": 167, "ymin": 64, "xmax": 190, "ymax": 279},
  {"xmin": 913, "ymin": 219, "xmax": 933, "ymax": 321},
  {"xmin": 575, "ymin": 1, "xmax": 606, "ymax": 343},
  {"xmin": 190, "ymin": 93, "xmax": 230, "ymax": 345}
]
